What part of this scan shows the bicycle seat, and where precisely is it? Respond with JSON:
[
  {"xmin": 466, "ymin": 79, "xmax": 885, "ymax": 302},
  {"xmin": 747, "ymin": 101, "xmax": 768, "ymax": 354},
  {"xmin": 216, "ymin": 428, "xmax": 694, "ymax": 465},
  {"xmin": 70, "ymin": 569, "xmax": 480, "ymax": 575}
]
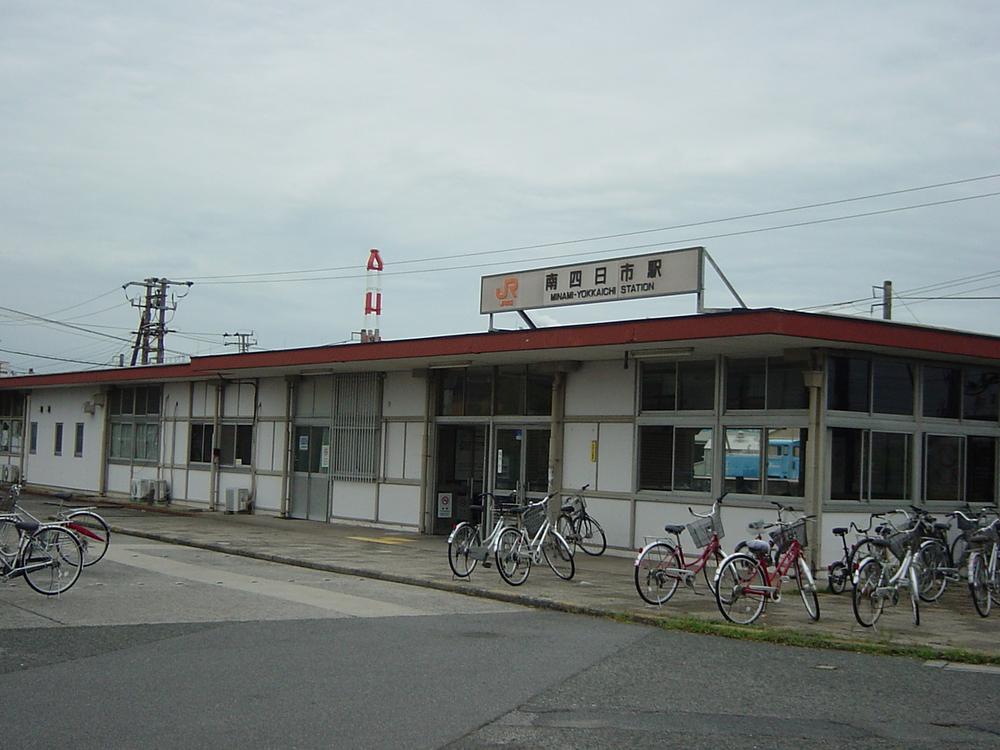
[
  {"xmin": 869, "ymin": 537, "xmax": 891, "ymax": 548},
  {"xmin": 560, "ymin": 504, "xmax": 575, "ymax": 513},
  {"xmin": 469, "ymin": 504, "xmax": 484, "ymax": 514},
  {"xmin": 54, "ymin": 492, "xmax": 73, "ymax": 501},
  {"xmin": 15, "ymin": 519, "xmax": 39, "ymax": 533},
  {"xmin": 747, "ymin": 539, "xmax": 771, "ymax": 555},
  {"xmin": 933, "ymin": 521, "xmax": 950, "ymax": 532},
  {"xmin": 832, "ymin": 527, "xmax": 848, "ymax": 536},
  {"xmin": 663, "ymin": 524, "xmax": 685, "ymax": 535}
]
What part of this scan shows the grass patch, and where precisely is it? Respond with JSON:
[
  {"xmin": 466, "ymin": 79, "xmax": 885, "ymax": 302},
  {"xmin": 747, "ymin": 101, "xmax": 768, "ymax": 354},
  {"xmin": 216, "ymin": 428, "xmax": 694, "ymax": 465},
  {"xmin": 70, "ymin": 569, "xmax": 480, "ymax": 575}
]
[{"xmin": 615, "ymin": 612, "xmax": 1000, "ymax": 665}]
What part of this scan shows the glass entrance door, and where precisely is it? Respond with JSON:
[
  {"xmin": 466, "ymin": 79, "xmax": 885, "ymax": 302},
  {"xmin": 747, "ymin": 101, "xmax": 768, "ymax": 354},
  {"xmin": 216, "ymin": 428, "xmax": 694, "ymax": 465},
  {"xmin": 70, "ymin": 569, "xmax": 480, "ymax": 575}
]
[
  {"xmin": 290, "ymin": 425, "xmax": 330, "ymax": 521},
  {"xmin": 433, "ymin": 424, "xmax": 487, "ymax": 534},
  {"xmin": 494, "ymin": 426, "xmax": 551, "ymax": 502}
]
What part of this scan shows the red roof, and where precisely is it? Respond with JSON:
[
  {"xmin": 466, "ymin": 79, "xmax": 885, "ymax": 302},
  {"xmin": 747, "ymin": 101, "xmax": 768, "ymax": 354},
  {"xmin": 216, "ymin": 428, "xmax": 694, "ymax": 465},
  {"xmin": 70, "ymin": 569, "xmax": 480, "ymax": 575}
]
[{"xmin": 3, "ymin": 309, "xmax": 999, "ymax": 389}]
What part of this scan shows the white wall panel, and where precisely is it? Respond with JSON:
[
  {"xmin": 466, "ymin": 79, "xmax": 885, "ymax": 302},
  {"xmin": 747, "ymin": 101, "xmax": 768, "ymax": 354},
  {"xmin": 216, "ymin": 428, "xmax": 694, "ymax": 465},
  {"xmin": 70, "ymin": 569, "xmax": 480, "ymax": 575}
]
[
  {"xmin": 566, "ymin": 361, "xmax": 634, "ymax": 417},
  {"xmin": 563, "ymin": 423, "xmax": 598, "ymax": 490},
  {"xmin": 377, "ymin": 483, "xmax": 421, "ymax": 527},
  {"xmin": 384, "ymin": 372, "xmax": 426, "ymax": 417},
  {"xmin": 383, "ymin": 422, "xmax": 405, "ymax": 479},
  {"xmin": 331, "ymin": 481, "xmax": 377, "ymax": 521},
  {"xmin": 253, "ymin": 474, "xmax": 283, "ymax": 513},
  {"xmin": 257, "ymin": 378, "xmax": 287, "ymax": 418},
  {"xmin": 580, "ymin": 496, "xmax": 631, "ymax": 551},
  {"xmin": 597, "ymin": 423, "xmax": 633, "ymax": 493},
  {"xmin": 404, "ymin": 423, "xmax": 424, "ymax": 480}
]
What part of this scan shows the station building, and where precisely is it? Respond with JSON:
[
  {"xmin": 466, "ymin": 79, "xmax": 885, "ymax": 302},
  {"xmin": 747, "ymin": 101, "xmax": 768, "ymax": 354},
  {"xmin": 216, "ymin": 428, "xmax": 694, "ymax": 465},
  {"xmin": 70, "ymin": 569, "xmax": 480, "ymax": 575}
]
[{"xmin": 1, "ymin": 306, "xmax": 998, "ymax": 567}]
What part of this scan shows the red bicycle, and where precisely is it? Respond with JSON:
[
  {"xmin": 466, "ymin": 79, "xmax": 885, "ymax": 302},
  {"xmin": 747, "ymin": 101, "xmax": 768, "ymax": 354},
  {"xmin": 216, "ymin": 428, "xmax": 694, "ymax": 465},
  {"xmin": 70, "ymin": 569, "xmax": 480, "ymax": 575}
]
[
  {"xmin": 714, "ymin": 502, "xmax": 820, "ymax": 625},
  {"xmin": 634, "ymin": 493, "xmax": 727, "ymax": 605}
]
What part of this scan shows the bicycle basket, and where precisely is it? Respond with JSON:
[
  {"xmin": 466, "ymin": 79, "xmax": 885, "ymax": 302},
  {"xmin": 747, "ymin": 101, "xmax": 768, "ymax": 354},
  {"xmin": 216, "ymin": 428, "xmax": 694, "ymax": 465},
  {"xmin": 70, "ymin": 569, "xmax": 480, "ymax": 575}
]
[
  {"xmin": 687, "ymin": 513, "xmax": 724, "ymax": 548},
  {"xmin": 887, "ymin": 529, "xmax": 917, "ymax": 559},
  {"xmin": 0, "ymin": 494, "xmax": 13, "ymax": 513},
  {"xmin": 523, "ymin": 505, "xmax": 546, "ymax": 537},
  {"xmin": 769, "ymin": 519, "xmax": 808, "ymax": 550}
]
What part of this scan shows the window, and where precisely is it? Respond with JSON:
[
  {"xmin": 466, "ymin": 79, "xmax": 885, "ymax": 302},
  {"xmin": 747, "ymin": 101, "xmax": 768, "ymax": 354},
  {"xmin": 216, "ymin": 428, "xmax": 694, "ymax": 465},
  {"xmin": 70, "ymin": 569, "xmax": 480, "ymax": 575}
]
[
  {"xmin": 872, "ymin": 359, "xmax": 914, "ymax": 415},
  {"xmin": 436, "ymin": 367, "xmax": 552, "ymax": 417},
  {"xmin": 924, "ymin": 434, "xmax": 963, "ymax": 502},
  {"xmin": 0, "ymin": 392, "xmax": 25, "ymax": 454},
  {"xmin": 722, "ymin": 427, "xmax": 805, "ymax": 497},
  {"xmin": 638, "ymin": 426, "xmax": 712, "ymax": 492},
  {"xmin": 294, "ymin": 425, "xmax": 330, "ymax": 473},
  {"xmin": 828, "ymin": 356, "xmax": 870, "ymax": 412},
  {"xmin": 726, "ymin": 357, "xmax": 808, "ymax": 411},
  {"xmin": 109, "ymin": 385, "xmax": 161, "ymax": 462},
  {"xmin": 74, "ymin": 423, "xmax": 84, "ymax": 457},
  {"xmin": 831, "ymin": 428, "xmax": 911, "ymax": 502},
  {"xmin": 967, "ymin": 436, "xmax": 997, "ymax": 502},
  {"xmin": 923, "ymin": 366, "xmax": 961, "ymax": 419},
  {"xmin": 29, "ymin": 422, "xmax": 37, "ymax": 454},
  {"xmin": 220, "ymin": 424, "xmax": 253, "ymax": 466},
  {"xmin": 964, "ymin": 368, "xmax": 999, "ymax": 421},
  {"xmin": 640, "ymin": 360, "xmax": 715, "ymax": 412},
  {"xmin": 54, "ymin": 422, "xmax": 63, "ymax": 456},
  {"xmin": 189, "ymin": 423, "xmax": 215, "ymax": 464}
]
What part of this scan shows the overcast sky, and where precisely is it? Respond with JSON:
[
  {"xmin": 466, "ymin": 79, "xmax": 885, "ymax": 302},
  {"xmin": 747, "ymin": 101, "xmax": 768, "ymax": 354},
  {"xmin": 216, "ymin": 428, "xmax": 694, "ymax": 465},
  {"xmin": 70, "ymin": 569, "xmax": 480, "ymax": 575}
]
[{"xmin": 2, "ymin": 2, "xmax": 999, "ymax": 374}]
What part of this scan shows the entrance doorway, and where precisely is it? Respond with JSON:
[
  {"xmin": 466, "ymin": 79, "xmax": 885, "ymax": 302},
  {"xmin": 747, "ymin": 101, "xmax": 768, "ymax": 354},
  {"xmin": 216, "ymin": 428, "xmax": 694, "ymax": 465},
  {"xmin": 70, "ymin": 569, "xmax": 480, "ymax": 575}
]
[
  {"xmin": 494, "ymin": 426, "xmax": 551, "ymax": 498},
  {"xmin": 290, "ymin": 425, "xmax": 330, "ymax": 521}
]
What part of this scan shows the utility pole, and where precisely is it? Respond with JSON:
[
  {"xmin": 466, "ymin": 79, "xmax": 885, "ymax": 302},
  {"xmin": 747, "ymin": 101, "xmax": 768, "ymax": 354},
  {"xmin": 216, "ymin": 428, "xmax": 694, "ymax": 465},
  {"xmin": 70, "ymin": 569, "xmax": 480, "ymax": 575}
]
[
  {"xmin": 224, "ymin": 331, "xmax": 257, "ymax": 353},
  {"xmin": 871, "ymin": 279, "xmax": 893, "ymax": 320},
  {"xmin": 124, "ymin": 277, "xmax": 193, "ymax": 365}
]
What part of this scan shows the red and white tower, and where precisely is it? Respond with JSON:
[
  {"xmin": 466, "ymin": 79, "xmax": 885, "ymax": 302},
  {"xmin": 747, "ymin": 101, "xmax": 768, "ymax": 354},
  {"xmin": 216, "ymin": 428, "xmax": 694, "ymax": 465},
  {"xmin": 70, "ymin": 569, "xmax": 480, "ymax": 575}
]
[{"xmin": 362, "ymin": 248, "xmax": 383, "ymax": 343}]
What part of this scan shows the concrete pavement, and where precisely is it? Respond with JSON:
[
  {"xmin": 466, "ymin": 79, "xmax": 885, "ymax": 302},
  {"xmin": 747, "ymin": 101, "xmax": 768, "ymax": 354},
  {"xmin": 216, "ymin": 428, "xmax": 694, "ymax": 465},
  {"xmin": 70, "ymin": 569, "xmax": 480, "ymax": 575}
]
[{"xmin": 15, "ymin": 492, "xmax": 1000, "ymax": 660}]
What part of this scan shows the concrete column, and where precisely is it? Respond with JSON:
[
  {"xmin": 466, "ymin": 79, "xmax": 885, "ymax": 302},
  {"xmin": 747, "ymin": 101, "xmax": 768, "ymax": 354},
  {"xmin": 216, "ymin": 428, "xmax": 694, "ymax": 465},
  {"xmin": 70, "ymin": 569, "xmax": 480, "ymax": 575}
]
[
  {"xmin": 803, "ymin": 363, "xmax": 826, "ymax": 570},
  {"xmin": 547, "ymin": 371, "xmax": 566, "ymax": 514}
]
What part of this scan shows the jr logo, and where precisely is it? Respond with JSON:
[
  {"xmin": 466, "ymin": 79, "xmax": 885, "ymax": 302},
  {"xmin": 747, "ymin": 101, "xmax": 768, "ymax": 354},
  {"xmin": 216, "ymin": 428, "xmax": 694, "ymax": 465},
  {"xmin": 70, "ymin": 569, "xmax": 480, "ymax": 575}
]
[{"xmin": 495, "ymin": 277, "xmax": 518, "ymax": 307}]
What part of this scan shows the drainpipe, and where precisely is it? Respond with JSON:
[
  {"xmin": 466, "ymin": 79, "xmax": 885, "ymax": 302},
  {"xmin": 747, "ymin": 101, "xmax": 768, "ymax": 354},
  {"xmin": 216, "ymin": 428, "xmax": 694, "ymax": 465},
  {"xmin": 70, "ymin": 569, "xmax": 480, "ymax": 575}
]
[
  {"xmin": 803, "ymin": 356, "xmax": 826, "ymax": 571},
  {"xmin": 98, "ymin": 388, "xmax": 110, "ymax": 497},
  {"xmin": 249, "ymin": 379, "xmax": 259, "ymax": 513},
  {"xmin": 420, "ymin": 370, "xmax": 436, "ymax": 534}
]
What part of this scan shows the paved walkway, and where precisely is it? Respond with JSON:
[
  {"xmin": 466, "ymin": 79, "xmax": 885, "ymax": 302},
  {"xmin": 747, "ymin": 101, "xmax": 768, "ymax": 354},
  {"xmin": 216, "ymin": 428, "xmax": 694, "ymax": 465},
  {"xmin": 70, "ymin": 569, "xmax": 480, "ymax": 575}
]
[{"xmin": 18, "ymin": 493, "xmax": 1000, "ymax": 659}]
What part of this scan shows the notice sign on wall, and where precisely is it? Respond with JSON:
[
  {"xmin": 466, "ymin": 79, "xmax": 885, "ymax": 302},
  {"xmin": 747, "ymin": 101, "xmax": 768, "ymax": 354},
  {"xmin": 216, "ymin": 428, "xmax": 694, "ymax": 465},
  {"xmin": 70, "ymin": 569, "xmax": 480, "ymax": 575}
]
[
  {"xmin": 480, "ymin": 246, "xmax": 703, "ymax": 314},
  {"xmin": 437, "ymin": 492, "xmax": 453, "ymax": 518}
]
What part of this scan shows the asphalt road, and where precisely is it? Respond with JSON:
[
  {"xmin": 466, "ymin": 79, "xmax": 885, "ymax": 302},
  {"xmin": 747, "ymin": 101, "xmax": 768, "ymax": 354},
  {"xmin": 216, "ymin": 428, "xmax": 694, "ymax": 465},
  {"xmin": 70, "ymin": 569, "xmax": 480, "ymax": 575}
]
[{"xmin": 2, "ymin": 535, "xmax": 999, "ymax": 749}]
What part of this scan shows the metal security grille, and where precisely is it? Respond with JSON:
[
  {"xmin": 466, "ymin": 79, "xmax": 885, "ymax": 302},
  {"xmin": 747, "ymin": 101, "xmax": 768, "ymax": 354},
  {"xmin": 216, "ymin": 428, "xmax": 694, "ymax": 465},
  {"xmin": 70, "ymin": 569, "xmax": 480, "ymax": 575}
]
[{"xmin": 330, "ymin": 373, "xmax": 381, "ymax": 481}]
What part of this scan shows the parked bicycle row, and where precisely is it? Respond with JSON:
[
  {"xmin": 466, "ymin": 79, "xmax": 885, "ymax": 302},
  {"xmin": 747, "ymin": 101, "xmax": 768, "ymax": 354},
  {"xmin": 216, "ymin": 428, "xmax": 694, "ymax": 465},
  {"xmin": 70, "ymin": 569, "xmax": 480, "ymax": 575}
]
[
  {"xmin": 0, "ymin": 483, "xmax": 111, "ymax": 595},
  {"xmin": 446, "ymin": 486, "xmax": 1000, "ymax": 630}
]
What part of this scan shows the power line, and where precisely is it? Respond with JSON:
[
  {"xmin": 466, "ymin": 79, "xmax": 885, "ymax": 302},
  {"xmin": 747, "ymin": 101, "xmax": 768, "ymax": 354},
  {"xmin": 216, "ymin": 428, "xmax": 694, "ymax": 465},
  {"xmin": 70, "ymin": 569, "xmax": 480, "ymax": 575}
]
[
  {"xmin": 0, "ymin": 347, "xmax": 113, "ymax": 368},
  {"xmin": 190, "ymin": 190, "xmax": 1000, "ymax": 287}
]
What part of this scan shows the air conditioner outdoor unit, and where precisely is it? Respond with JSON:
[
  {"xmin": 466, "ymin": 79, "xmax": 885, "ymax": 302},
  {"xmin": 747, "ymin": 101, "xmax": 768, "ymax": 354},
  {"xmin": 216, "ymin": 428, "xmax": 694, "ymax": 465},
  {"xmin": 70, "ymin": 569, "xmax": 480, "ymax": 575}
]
[
  {"xmin": 153, "ymin": 480, "xmax": 170, "ymax": 503},
  {"xmin": 224, "ymin": 488, "xmax": 251, "ymax": 514},
  {"xmin": 130, "ymin": 479, "xmax": 154, "ymax": 502}
]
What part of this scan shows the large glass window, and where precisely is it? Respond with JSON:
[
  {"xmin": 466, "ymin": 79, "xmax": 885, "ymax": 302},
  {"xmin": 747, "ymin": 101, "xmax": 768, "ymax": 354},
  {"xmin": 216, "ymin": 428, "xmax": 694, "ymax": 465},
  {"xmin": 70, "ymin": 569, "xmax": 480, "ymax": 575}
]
[
  {"xmin": 219, "ymin": 424, "xmax": 252, "ymax": 466},
  {"xmin": 924, "ymin": 434, "xmax": 963, "ymax": 502},
  {"xmin": 923, "ymin": 366, "xmax": 961, "ymax": 419},
  {"xmin": 967, "ymin": 436, "xmax": 997, "ymax": 502},
  {"xmin": 767, "ymin": 358, "xmax": 809, "ymax": 410},
  {"xmin": 638, "ymin": 425, "xmax": 712, "ymax": 492},
  {"xmin": 872, "ymin": 359, "xmax": 914, "ymax": 415},
  {"xmin": 436, "ymin": 367, "xmax": 552, "ymax": 417},
  {"xmin": 189, "ymin": 423, "xmax": 214, "ymax": 464},
  {"xmin": 641, "ymin": 360, "xmax": 714, "ymax": 412},
  {"xmin": 831, "ymin": 428, "xmax": 911, "ymax": 502},
  {"xmin": 0, "ymin": 392, "xmax": 25, "ymax": 455},
  {"xmin": 722, "ymin": 427, "xmax": 805, "ymax": 497},
  {"xmin": 726, "ymin": 359, "xmax": 765, "ymax": 411},
  {"xmin": 964, "ymin": 368, "xmax": 999, "ymax": 422},
  {"xmin": 828, "ymin": 356, "xmax": 870, "ymax": 412},
  {"xmin": 109, "ymin": 385, "xmax": 161, "ymax": 462},
  {"xmin": 726, "ymin": 357, "xmax": 809, "ymax": 411}
]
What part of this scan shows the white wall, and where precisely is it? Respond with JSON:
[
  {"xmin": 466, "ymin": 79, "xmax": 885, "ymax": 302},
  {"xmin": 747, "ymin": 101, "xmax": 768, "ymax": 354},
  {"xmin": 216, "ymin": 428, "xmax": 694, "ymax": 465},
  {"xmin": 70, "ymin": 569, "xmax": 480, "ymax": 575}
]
[
  {"xmin": 378, "ymin": 483, "xmax": 421, "ymax": 527},
  {"xmin": 24, "ymin": 386, "xmax": 104, "ymax": 492},
  {"xmin": 383, "ymin": 371, "xmax": 426, "ymax": 417},
  {"xmin": 566, "ymin": 360, "xmax": 634, "ymax": 417},
  {"xmin": 331, "ymin": 480, "xmax": 377, "ymax": 521}
]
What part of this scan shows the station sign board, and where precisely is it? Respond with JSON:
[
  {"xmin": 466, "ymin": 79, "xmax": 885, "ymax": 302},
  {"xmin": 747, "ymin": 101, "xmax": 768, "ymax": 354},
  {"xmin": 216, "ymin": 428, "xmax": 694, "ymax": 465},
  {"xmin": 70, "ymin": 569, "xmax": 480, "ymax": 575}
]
[{"xmin": 480, "ymin": 246, "xmax": 704, "ymax": 315}]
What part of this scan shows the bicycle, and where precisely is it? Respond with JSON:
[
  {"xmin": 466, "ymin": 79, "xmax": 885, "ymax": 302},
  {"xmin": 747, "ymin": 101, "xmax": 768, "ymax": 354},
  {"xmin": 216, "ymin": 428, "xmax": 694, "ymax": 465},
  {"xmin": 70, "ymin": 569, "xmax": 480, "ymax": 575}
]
[
  {"xmin": 949, "ymin": 506, "xmax": 998, "ymax": 581},
  {"xmin": 852, "ymin": 523, "xmax": 923, "ymax": 627},
  {"xmin": 714, "ymin": 502, "xmax": 820, "ymax": 625},
  {"xmin": 826, "ymin": 513, "xmax": 894, "ymax": 594},
  {"xmin": 447, "ymin": 491, "xmax": 520, "ymax": 578},
  {"xmin": 494, "ymin": 494, "xmax": 575, "ymax": 585},
  {"xmin": 634, "ymin": 492, "xmax": 727, "ymax": 605},
  {"xmin": 0, "ymin": 488, "xmax": 85, "ymax": 595},
  {"xmin": 556, "ymin": 484, "xmax": 607, "ymax": 556},
  {"xmin": 52, "ymin": 491, "xmax": 112, "ymax": 567},
  {"xmin": 966, "ymin": 515, "xmax": 1000, "ymax": 618}
]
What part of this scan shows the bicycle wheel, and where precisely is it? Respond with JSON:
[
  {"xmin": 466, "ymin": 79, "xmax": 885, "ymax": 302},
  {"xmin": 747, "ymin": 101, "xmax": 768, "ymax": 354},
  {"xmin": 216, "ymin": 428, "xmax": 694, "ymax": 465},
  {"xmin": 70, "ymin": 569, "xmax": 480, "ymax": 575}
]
[
  {"xmin": 915, "ymin": 538, "xmax": 948, "ymax": 603},
  {"xmin": 66, "ymin": 510, "xmax": 111, "ymax": 567},
  {"xmin": 950, "ymin": 535, "xmax": 968, "ymax": 580},
  {"xmin": 574, "ymin": 516, "xmax": 607, "ymax": 556},
  {"xmin": 495, "ymin": 527, "xmax": 530, "ymax": 586},
  {"xmin": 542, "ymin": 530, "xmax": 575, "ymax": 580},
  {"xmin": 715, "ymin": 554, "xmax": 767, "ymax": 625},
  {"xmin": 0, "ymin": 518, "xmax": 19, "ymax": 560},
  {"xmin": 556, "ymin": 514, "xmax": 576, "ymax": 551},
  {"xmin": 794, "ymin": 557, "xmax": 820, "ymax": 621},
  {"xmin": 852, "ymin": 557, "xmax": 885, "ymax": 628},
  {"xmin": 700, "ymin": 546, "xmax": 725, "ymax": 596},
  {"xmin": 634, "ymin": 542, "xmax": 682, "ymax": 605},
  {"xmin": 908, "ymin": 564, "xmax": 921, "ymax": 626},
  {"xmin": 969, "ymin": 552, "xmax": 991, "ymax": 618},
  {"xmin": 447, "ymin": 523, "xmax": 480, "ymax": 578},
  {"xmin": 22, "ymin": 526, "xmax": 84, "ymax": 595},
  {"xmin": 827, "ymin": 561, "xmax": 848, "ymax": 594},
  {"xmin": 849, "ymin": 537, "xmax": 881, "ymax": 574}
]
